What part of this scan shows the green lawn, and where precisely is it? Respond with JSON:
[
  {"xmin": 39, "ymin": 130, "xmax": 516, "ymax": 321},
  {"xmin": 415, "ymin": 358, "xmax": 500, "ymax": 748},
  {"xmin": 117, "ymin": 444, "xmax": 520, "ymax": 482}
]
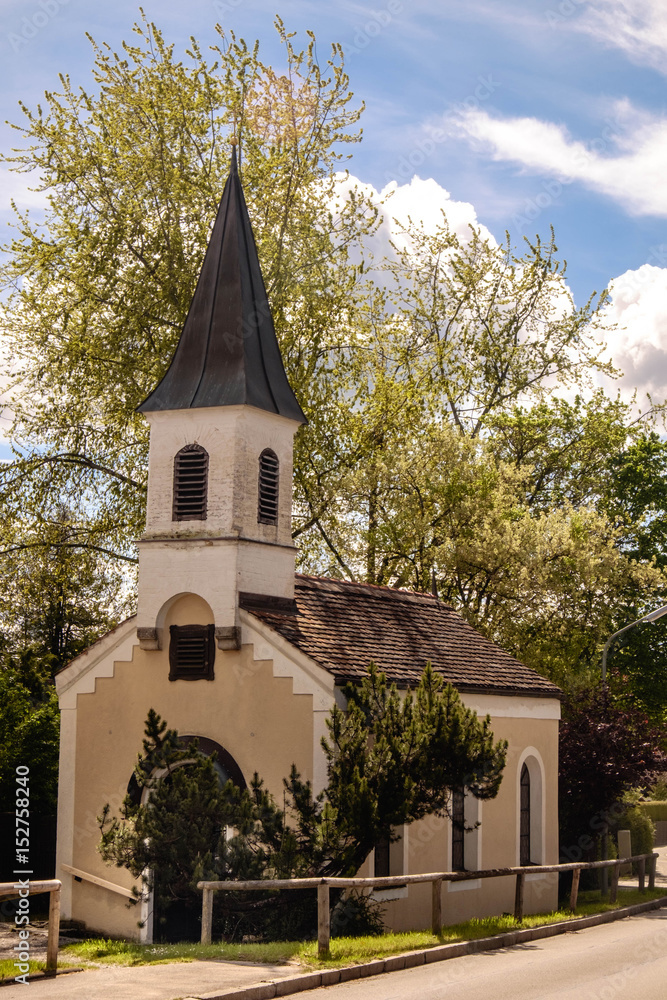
[{"xmin": 3, "ymin": 888, "xmax": 664, "ymax": 982}]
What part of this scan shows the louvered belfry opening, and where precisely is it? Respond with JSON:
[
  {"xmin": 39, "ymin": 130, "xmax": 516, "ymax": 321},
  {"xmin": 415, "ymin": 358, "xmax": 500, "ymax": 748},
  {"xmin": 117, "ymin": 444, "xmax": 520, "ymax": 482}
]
[
  {"xmin": 173, "ymin": 444, "xmax": 208, "ymax": 521},
  {"xmin": 258, "ymin": 449, "xmax": 279, "ymax": 524},
  {"xmin": 169, "ymin": 624, "xmax": 215, "ymax": 681}
]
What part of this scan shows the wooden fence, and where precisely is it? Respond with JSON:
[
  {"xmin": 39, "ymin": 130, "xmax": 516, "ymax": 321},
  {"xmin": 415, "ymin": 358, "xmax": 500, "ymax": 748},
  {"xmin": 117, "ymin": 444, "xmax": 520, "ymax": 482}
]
[
  {"xmin": 0, "ymin": 879, "xmax": 61, "ymax": 972},
  {"xmin": 198, "ymin": 852, "xmax": 658, "ymax": 958}
]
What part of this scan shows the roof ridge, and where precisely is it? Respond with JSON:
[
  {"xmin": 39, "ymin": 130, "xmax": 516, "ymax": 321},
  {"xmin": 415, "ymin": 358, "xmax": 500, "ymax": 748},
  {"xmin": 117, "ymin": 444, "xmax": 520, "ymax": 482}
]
[{"xmin": 294, "ymin": 573, "xmax": 449, "ymax": 604}]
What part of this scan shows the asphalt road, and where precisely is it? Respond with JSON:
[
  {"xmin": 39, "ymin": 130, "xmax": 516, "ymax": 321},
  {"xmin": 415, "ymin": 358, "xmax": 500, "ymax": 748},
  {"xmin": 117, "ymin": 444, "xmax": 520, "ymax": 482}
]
[{"xmin": 301, "ymin": 909, "xmax": 667, "ymax": 1000}]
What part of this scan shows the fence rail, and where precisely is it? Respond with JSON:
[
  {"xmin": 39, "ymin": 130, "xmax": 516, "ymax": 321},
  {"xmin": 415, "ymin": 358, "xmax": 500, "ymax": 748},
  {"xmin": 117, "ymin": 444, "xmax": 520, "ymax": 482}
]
[
  {"xmin": 0, "ymin": 879, "xmax": 61, "ymax": 972},
  {"xmin": 198, "ymin": 852, "xmax": 658, "ymax": 958},
  {"xmin": 60, "ymin": 862, "xmax": 134, "ymax": 899}
]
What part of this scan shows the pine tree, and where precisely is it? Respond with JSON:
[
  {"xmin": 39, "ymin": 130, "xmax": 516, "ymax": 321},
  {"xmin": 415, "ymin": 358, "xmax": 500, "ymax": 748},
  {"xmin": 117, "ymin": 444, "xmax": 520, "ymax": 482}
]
[{"xmin": 99, "ymin": 668, "xmax": 507, "ymax": 941}]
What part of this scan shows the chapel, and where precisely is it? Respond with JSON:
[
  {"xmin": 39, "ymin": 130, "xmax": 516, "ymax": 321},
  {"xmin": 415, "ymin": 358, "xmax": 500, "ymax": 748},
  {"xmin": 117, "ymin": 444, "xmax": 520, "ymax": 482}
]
[{"xmin": 55, "ymin": 148, "xmax": 561, "ymax": 941}]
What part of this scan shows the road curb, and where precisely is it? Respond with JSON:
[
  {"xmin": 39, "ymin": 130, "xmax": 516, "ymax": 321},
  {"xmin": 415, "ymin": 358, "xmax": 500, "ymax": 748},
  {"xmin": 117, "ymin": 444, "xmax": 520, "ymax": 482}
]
[{"xmin": 194, "ymin": 894, "xmax": 667, "ymax": 999}]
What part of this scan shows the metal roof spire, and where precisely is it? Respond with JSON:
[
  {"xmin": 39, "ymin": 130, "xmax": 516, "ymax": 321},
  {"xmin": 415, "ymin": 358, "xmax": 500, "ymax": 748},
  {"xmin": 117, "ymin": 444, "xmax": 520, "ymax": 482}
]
[{"xmin": 138, "ymin": 145, "xmax": 306, "ymax": 422}]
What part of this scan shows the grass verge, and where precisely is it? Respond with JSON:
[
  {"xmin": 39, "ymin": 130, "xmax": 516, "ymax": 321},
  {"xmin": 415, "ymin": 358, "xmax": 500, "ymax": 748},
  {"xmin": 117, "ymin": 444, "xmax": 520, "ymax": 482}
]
[
  {"xmin": 0, "ymin": 959, "xmax": 46, "ymax": 981},
  {"xmin": 3, "ymin": 888, "xmax": 664, "ymax": 981}
]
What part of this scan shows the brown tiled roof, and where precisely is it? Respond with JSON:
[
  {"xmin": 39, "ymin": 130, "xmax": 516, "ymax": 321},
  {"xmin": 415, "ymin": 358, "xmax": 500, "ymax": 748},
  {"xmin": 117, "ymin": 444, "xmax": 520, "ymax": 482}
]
[{"xmin": 246, "ymin": 575, "xmax": 561, "ymax": 698}]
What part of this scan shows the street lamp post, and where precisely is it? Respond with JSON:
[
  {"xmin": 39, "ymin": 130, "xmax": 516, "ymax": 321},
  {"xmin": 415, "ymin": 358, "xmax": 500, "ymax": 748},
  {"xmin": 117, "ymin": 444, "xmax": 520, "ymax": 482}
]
[{"xmin": 599, "ymin": 603, "xmax": 667, "ymax": 894}]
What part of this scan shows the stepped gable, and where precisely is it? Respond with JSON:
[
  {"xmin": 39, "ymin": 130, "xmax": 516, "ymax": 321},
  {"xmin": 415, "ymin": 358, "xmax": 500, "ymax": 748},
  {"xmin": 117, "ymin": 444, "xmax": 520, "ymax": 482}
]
[{"xmin": 245, "ymin": 574, "xmax": 562, "ymax": 697}]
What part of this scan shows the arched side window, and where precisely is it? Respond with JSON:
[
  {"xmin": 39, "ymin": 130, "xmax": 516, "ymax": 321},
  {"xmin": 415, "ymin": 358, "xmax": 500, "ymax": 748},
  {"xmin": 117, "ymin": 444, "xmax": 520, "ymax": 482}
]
[
  {"xmin": 372, "ymin": 825, "xmax": 407, "ymax": 901},
  {"xmin": 447, "ymin": 792, "xmax": 482, "ymax": 893},
  {"xmin": 126, "ymin": 736, "xmax": 246, "ymax": 807},
  {"xmin": 520, "ymin": 764, "xmax": 531, "ymax": 866},
  {"xmin": 451, "ymin": 787, "xmax": 466, "ymax": 871},
  {"xmin": 258, "ymin": 449, "xmax": 279, "ymax": 524},
  {"xmin": 517, "ymin": 750, "xmax": 545, "ymax": 866},
  {"xmin": 173, "ymin": 444, "xmax": 208, "ymax": 521},
  {"xmin": 374, "ymin": 833, "xmax": 390, "ymax": 878}
]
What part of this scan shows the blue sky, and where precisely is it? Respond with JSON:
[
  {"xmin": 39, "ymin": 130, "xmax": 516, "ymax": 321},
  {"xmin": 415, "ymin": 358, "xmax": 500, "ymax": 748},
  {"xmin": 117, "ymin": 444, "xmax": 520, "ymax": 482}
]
[{"xmin": 2, "ymin": 0, "xmax": 667, "ymax": 433}]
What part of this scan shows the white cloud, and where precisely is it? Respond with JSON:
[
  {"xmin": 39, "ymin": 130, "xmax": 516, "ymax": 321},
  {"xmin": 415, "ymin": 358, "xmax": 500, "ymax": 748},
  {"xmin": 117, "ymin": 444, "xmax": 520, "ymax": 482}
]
[
  {"xmin": 335, "ymin": 172, "xmax": 496, "ymax": 265},
  {"xmin": 447, "ymin": 102, "xmax": 667, "ymax": 217},
  {"xmin": 596, "ymin": 264, "xmax": 667, "ymax": 405},
  {"xmin": 378, "ymin": 176, "xmax": 495, "ymax": 247},
  {"xmin": 0, "ymin": 170, "xmax": 42, "ymax": 441},
  {"xmin": 335, "ymin": 174, "xmax": 667, "ymax": 408},
  {"xmin": 576, "ymin": 0, "xmax": 667, "ymax": 74},
  {"xmin": 0, "ymin": 167, "xmax": 48, "ymax": 212}
]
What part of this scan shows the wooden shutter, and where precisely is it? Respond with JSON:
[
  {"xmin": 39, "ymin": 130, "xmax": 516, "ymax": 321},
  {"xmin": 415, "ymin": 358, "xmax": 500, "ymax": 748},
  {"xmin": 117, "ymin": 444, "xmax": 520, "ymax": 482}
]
[
  {"xmin": 258, "ymin": 449, "xmax": 279, "ymax": 524},
  {"xmin": 451, "ymin": 788, "xmax": 465, "ymax": 871},
  {"xmin": 173, "ymin": 445, "xmax": 208, "ymax": 521},
  {"xmin": 169, "ymin": 624, "xmax": 215, "ymax": 681},
  {"xmin": 520, "ymin": 764, "xmax": 531, "ymax": 865},
  {"xmin": 374, "ymin": 834, "xmax": 390, "ymax": 878}
]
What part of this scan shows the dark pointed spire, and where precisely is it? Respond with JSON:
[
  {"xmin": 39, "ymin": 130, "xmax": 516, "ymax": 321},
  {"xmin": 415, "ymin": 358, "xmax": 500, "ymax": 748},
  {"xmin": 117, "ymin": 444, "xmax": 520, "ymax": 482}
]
[{"xmin": 138, "ymin": 146, "xmax": 306, "ymax": 423}]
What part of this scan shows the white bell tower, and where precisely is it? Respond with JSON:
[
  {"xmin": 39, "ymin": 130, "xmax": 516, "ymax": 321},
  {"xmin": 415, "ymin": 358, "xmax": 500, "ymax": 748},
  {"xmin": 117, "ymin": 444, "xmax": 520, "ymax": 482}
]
[{"xmin": 134, "ymin": 146, "xmax": 306, "ymax": 652}]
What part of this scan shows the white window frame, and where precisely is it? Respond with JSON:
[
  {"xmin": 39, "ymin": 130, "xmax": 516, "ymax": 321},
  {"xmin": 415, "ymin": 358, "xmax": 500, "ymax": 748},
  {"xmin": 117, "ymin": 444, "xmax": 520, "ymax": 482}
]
[
  {"xmin": 448, "ymin": 791, "xmax": 482, "ymax": 892},
  {"xmin": 515, "ymin": 747, "xmax": 546, "ymax": 871},
  {"xmin": 372, "ymin": 825, "xmax": 408, "ymax": 901}
]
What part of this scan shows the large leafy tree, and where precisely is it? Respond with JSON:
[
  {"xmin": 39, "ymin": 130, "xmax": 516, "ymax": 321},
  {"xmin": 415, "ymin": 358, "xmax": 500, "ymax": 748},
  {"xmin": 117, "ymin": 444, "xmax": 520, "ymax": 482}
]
[
  {"xmin": 558, "ymin": 689, "xmax": 666, "ymax": 857},
  {"xmin": 602, "ymin": 431, "xmax": 667, "ymax": 567},
  {"xmin": 1, "ymin": 15, "xmax": 374, "ymax": 570},
  {"xmin": 297, "ymin": 397, "xmax": 664, "ymax": 685},
  {"xmin": 384, "ymin": 224, "xmax": 613, "ymax": 439},
  {"xmin": 590, "ymin": 432, "xmax": 667, "ymax": 718},
  {"xmin": 0, "ymin": 511, "xmax": 128, "ymax": 670},
  {"xmin": 99, "ymin": 666, "xmax": 506, "ymax": 940},
  {"xmin": 293, "ymin": 224, "xmax": 621, "ymax": 576},
  {"xmin": 3, "ymin": 13, "xmax": 667, "ymax": 695},
  {"xmin": 289, "ymin": 219, "xmax": 667, "ymax": 687},
  {"xmin": 0, "ymin": 649, "xmax": 59, "ymax": 816}
]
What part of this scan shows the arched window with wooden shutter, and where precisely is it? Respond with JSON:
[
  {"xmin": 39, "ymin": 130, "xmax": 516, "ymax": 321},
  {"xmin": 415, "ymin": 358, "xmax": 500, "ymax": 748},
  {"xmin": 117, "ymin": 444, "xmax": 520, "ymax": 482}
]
[
  {"xmin": 258, "ymin": 449, "xmax": 279, "ymax": 524},
  {"xmin": 451, "ymin": 787, "xmax": 466, "ymax": 871},
  {"xmin": 173, "ymin": 444, "xmax": 208, "ymax": 521},
  {"xmin": 520, "ymin": 763, "xmax": 531, "ymax": 865}
]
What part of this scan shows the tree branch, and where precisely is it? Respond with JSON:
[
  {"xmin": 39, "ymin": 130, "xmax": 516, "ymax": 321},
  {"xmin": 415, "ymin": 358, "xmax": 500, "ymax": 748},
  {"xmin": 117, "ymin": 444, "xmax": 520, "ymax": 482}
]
[
  {"xmin": 3, "ymin": 453, "xmax": 145, "ymax": 491},
  {"xmin": 0, "ymin": 541, "xmax": 138, "ymax": 564},
  {"xmin": 314, "ymin": 519, "xmax": 356, "ymax": 580}
]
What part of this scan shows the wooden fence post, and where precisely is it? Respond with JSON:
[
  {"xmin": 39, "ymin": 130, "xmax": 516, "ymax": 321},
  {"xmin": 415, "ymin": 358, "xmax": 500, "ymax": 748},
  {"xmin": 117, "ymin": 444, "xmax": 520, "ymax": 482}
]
[
  {"xmin": 649, "ymin": 854, "xmax": 657, "ymax": 890},
  {"xmin": 610, "ymin": 863, "xmax": 620, "ymax": 903},
  {"xmin": 46, "ymin": 885, "xmax": 61, "ymax": 973},
  {"xmin": 514, "ymin": 872, "xmax": 525, "ymax": 922},
  {"xmin": 201, "ymin": 886, "xmax": 213, "ymax": 945},
  {"xmin": 638, "ymin": 858, "xmax": 646, "ymax": 893},
  {"xmin": 431, "ymin": 878, "xmax": 443, "ymax": 936},
  {"xmin": 569, "ymin": 868, "xmax": 580, "ymax": 912},
  {"xmin": 317, "ymin": 883, "xmax": 330, "ymax": 959}
]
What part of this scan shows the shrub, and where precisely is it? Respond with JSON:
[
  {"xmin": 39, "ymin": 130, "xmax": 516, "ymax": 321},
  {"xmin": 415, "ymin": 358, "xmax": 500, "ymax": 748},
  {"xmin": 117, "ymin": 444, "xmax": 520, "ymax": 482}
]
[
  {"xmin": 613, "ymin": 791, "xmax": 655, "ymax": 873},
  {"xmin": 648, "ymin": 775, "xmax": 667, "ymax": 801},
  {"xmin": 639, "ymin": 801, "xmax": 667, "ymax": 822},
  {"xmin": 330, "ymin": 891, "xmax": 385, "ymax": 938}
]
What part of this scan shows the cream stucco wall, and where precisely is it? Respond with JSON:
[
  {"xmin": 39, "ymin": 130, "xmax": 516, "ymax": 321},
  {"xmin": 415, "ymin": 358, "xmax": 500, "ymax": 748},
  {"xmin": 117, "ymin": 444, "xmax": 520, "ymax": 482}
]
[
  {"xmin": 57, "ymin": 597, "xmax": 560, "ymax": 939},
  {"xmin": 377, "ymin": 708, "xmax": 560, "ymax": 932},
  {"xmin": 57, "ymin": 595, "xmax": 330, "ymax": 939}
]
